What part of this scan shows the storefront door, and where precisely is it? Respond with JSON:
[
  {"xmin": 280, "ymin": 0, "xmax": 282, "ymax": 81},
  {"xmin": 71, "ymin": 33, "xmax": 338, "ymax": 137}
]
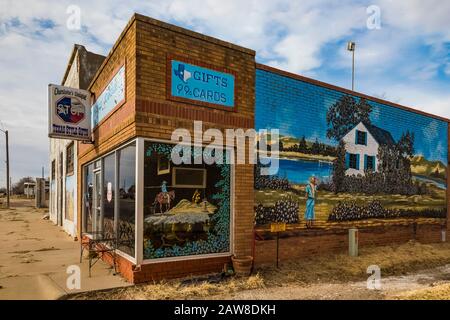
[{"xmin": 93, "ymin": 170, "xmax": 103, "ymax": 234}]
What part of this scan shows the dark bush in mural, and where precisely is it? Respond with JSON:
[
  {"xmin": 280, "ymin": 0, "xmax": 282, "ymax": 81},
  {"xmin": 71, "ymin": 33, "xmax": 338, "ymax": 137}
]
[
  {"xmin": 255, "ymin": 164, "xmax": 291, "ymax": 190},
  {"xmin": 322, "ymin": 171, "xmax": 430, "ymax": 195},
  {"xmin": 255, "ymin": 200, "xmax": 299, "ymax": 225},
  {"xmin": 328, "ymin": 200, "xmax": 446, "ymax": 222}
]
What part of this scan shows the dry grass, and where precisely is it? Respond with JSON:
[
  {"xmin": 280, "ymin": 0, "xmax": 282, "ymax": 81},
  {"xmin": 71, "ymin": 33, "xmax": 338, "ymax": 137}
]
[
  {"xmin": 71, "ymin": 241, "xmax": 450, "ymax": 300},
  {"xmin": 72, "ymin": 273, "xmax": 265, "ymax": 300},
  {"xmin": 260, "ymin": 240, "xmax": 450, "ymax": 286},
  {"xmin": 395, "ymin": 283, "xmax": 450, "ymax": 300}
]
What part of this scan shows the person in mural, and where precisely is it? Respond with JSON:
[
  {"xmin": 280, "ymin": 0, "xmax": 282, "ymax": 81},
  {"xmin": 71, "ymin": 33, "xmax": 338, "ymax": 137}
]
[
  {"xmin": 304, "ymin": 176, "xmax": 318, "ymax": 228},
  {"xmin": 161, "ymin": 180, "xmax": 168, "ymax": 193},
  {"xmin": 153, "ymin": 180, "xmax": 175, "ymax": 213}
]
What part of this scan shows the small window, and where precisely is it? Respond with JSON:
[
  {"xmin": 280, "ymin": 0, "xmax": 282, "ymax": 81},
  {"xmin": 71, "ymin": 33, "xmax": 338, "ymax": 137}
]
[
  {"xmin": 172, "ymin": 167, "xmax": 206, "ymax": 188},
  {"xmin": 349, "ymin": 154, "xmax": 358, "ymax": 169},
  {"xmin": 366, "ymin": 156, "xmax": 375, "ymax": 170},
  {"xmin": 51, "ymin": 160, "xmax": 56, "ymax": 180},
  {"xmin": 356, "ymin": 130, "xmax": 367, "ymax": 145},
  {"xmin": 66, "ymin": 142, "xmax": 74, "ymax": 175}
]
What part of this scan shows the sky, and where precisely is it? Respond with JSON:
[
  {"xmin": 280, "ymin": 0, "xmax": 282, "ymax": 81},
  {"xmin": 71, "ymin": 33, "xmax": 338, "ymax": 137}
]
[{"xmin": 0, "ymin": 0, "xmax": 449, "ymax": 185}]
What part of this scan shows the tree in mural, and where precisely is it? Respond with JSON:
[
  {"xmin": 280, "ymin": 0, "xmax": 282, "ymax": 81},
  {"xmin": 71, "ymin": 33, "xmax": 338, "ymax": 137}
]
[
  {"xmin": 311, "ymin": 138, "xmax": 321, "ymax": 154},
  {"xmin": 397, "ymin": 131, "xmax": 415, "ymax": 159},
  {"xmin": 332, "ymin": 140, "xmax": 347, "ymax": 193},
  {"xmin": 298, "ymin": 136, "xmax": 308, "ymax": 153},
  {"xmin": 326, "ymin": 96, "xmax": 373, "ymax": 141},
  {"xmin": 378, "ymin": 130, "xmax": 415, "ymax": 194}
]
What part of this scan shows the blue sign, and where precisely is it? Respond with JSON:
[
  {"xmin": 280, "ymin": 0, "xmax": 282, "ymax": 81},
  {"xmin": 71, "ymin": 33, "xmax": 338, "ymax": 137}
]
[
  {"xmin": 91, "ymin": 65, "xmax": 125, "ymax": 128},
  {"xmin": 171, "ymin": 60, "xmax": 235, "ymax": 108}
]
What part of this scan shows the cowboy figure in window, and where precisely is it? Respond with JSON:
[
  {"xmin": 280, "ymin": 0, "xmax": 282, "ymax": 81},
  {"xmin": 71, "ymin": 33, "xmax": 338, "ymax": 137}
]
[{"xmin": 153, "ymin": 180, "xmax": 175, "ymax": 213}]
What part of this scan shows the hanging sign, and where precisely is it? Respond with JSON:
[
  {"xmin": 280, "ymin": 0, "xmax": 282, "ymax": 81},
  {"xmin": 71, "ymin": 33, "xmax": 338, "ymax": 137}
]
[
  {"xmin": 48, "ymin": 84, "xmax": 91, "ymax": 141},
  {"xmin": 169, "ymin": 60, "xmax": 235, "ymax": 108}
]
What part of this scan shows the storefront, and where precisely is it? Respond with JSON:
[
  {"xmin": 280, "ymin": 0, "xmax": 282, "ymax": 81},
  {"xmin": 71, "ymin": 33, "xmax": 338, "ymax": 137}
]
[{"xmin": 76, "ymin": 14, "xmax": 255, "ymax": 282}]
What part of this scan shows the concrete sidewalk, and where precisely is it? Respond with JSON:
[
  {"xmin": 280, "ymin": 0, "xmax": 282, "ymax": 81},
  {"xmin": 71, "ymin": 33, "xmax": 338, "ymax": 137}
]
[{"xmin": 0, "ymin": 199, "xmax": 131, "ymax": 299}]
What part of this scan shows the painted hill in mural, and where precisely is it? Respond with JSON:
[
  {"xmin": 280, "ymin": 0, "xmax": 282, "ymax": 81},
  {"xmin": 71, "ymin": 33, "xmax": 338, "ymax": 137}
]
[
  {"xmin": 256, "ymin": 133, "xmax": 337, "ymax": 162},
  {"xmin": 411, "ymin": 155, "xmax": 447, "ymax": 181}
]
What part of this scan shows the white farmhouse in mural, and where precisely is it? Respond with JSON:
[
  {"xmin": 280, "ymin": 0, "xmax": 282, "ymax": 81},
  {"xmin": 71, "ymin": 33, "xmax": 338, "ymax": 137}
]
[{"xmin": 341, "ymin": 121, "xmax": 395, "ymax": 176}]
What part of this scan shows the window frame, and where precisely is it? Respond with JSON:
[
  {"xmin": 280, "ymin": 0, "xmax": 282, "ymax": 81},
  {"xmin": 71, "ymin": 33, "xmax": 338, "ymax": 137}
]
[
  {"xmin": 141, "ymin": 137, "xmax": 234, "ymax": 265},
  {"xmin": 366, "ymin": 155, "xmax": 375, "ymax": 171},
  {"xmin": 349, "ymin": 153, "xmax": 358, "ymax": 170},
  {"xmin": 356, "ymin": 130, "xmax": 367, "ymax": 146},
  {"xmin": 171, "ymin": 167, "xmax": 207, "ymax": 188},
  {"xmin": 51, "ymin": 160, "xmax": 56, "ymax": 180},
  {"xmin": 81, "ymin": 139, "xmax": 137, "ymax": 263},
  {"xmin": 66, "ymin": 142, "xmax": 75, "ymax": 176}
]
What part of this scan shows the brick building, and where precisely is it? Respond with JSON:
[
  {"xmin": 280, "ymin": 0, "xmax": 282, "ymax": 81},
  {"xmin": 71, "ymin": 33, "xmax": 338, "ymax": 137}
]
[{"xmin": 49, "ymin": 13, "xmax": 449, "ymax": 283}]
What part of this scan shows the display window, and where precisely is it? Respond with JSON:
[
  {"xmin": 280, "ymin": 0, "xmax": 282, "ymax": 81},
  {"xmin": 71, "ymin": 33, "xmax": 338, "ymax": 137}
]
[{"xmin": 143, "ymin": 142, "xmax": 231, "ymax": 259}]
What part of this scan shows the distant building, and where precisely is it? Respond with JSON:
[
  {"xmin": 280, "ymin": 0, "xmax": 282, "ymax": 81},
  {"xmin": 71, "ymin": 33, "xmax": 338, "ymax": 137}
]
[
  {"xmin": 341, "ymin": 121, "xmax": 395, "ymax": 176},
  {"xmin": 23, "ymin": 182, "xmax": 35, "ymax": 198}
]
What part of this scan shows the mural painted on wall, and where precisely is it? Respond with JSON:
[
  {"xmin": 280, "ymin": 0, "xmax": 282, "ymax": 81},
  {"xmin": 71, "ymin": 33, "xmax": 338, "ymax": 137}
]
[
  {"xmin": 255, "ymin": 69, "xmax": 447, "ymax": 227},
  {"xmin": 143, "ymin": 142, "xmax": 230, "ymax": 259}
]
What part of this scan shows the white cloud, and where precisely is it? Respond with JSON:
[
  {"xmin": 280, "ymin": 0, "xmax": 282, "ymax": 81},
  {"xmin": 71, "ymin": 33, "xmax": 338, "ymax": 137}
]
[
  {"xmin": 376, "ymin": 0, "xmax": 450, "ymax": 41},
  {"xmin": 366, "ymin": 82, "xmax": 450, "ymax": 119}
]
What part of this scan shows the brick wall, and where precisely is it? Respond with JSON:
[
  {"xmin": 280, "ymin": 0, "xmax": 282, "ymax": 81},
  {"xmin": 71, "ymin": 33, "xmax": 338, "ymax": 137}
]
[
  {"xmin": 255, "ymin": 223, "xmax": 444, "ymax": 265},
  {"xmin": 133, "ymin": 14, "xmax": 256, "ymax": 259},
  {"xmin": 253, "ymin": 63, "xmax": 449, "ymax": 267},
  {"xmin": 76, "ymin": 18, "xmax": 138, "ymax": 239},
  {"xmin": 254, "ymin": 64, "xmax": 449, "ymax": 248},
  {"xmin": 101, "ymin": 250, "xmax": 231, "ymax": 283}
]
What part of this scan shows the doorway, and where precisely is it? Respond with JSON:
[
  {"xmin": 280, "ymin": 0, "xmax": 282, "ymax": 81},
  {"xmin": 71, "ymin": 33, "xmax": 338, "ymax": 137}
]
[{"xmin": 92, "ymin": 170, "xmax": 103, "ymax": 235}]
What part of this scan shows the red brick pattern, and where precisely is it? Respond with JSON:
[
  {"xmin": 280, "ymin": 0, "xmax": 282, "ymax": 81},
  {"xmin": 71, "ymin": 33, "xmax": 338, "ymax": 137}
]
[{"xmin": 101, "ymin": 251, "xmax": 231, "ymax": 283}]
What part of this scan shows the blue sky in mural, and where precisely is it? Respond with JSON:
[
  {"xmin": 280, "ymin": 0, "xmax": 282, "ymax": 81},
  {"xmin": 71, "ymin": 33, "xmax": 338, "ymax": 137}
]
[{"xmin": 256, "ymin": 70, "xmax": 448, "ymax": 164}]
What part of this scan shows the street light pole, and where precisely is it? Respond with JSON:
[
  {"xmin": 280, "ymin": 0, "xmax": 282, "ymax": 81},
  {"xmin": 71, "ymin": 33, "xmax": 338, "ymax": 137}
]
[
  {"xmin": 352, "ymin": 48, "xmax": 355, "ymax": 91},
  {"xmin": 0, "ymin": 128, "xmax": 10, "ymax": 208},
  {"xmin": 347, "ymin": 41, "xmax": 356, "ymax": 91}
]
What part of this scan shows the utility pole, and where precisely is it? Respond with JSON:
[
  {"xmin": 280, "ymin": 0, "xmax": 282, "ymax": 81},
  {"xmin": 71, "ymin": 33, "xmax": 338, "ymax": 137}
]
[
  {"xmin": 347, "ymin": 41, "xmax": 356, "ymax": 91},
  {"xmin": 0, "ymin": 128, "xmax": 10, "ymax": 208}
]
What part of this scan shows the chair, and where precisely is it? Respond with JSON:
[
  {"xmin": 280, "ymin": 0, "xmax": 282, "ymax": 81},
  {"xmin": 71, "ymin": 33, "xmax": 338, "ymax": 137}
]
[{"xmin": 80, "ymin": 230, "xmax": 118, "ymax": 277}]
